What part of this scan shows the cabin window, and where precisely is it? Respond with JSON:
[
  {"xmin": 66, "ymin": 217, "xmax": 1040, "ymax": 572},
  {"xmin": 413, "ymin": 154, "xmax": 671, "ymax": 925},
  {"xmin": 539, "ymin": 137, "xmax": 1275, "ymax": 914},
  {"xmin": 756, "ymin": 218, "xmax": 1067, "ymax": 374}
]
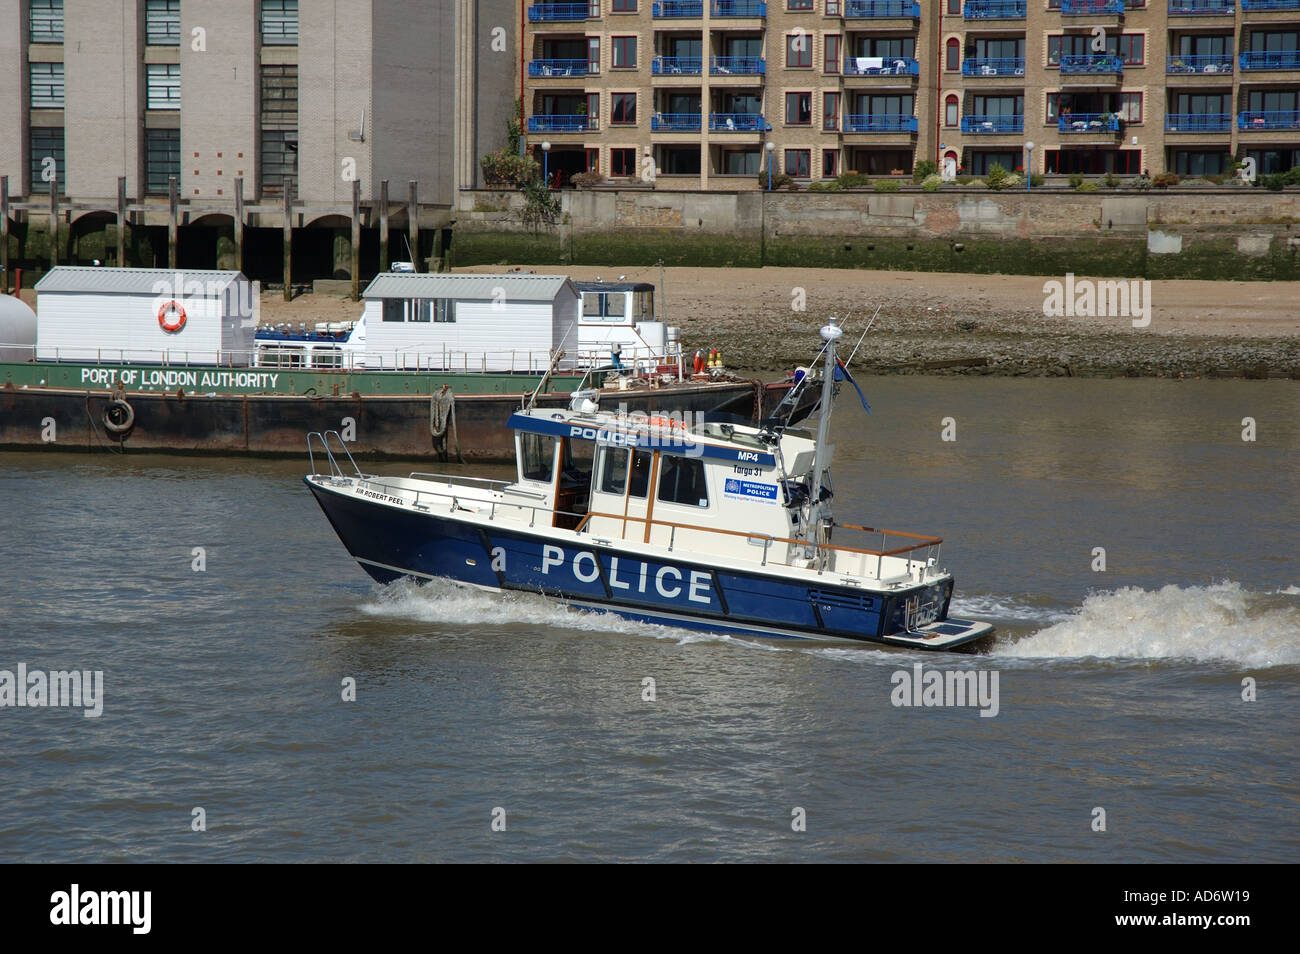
[
  {"xmin": 598, "ymin": 446, "xmax": 651, "ymax": 498},
  {"xmin": 657, "ymin": 456, "xmax": 709, "ymax": 508},
  {"xmin": 383, "ymin": 298, "xmax": 454, "ymax": 322},
  {"xmin": 520, "ymin": 434, "xmax": 556, "ymax": 483},
  {"xmin": 583, "ymin": 292, "xmax": 626, "ymax": 322},
  {"xmin": 633, "ymin": 291, "xmax": 652, "ymax": 322}
]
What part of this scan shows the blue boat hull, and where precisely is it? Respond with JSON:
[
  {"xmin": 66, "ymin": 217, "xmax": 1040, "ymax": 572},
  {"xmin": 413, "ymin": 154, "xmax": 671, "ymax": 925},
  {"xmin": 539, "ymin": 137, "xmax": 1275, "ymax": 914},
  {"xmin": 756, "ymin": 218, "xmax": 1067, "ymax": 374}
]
[{"xmin": 307, "ymin": 478, "xmax": 990, "ymax": 649}]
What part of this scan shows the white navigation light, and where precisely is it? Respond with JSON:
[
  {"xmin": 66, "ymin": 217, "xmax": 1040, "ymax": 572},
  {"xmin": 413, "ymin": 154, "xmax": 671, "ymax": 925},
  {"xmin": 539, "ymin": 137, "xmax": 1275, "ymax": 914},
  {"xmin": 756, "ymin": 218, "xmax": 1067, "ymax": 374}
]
[{"xmin": 820, "ymin": 316, "xmax": 844, "ymax": 341}]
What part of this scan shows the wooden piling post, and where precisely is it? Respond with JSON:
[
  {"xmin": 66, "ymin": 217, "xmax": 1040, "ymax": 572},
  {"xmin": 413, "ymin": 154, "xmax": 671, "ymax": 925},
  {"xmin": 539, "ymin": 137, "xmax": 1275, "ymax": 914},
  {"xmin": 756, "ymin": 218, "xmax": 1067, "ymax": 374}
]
[
  {"xmin": 379, "ymin": 179, "xmax": 389, "ymax": 272},
  {"xmin": 282, "ymin": 182, "xmax": 293, "ymax": 302},
  {"xmin": 1, "ymin": 176, "xmax": 9, "ymax": 294},
  {"xmin": 407, "ymin": 180, "xmax": 419, "ymax": 273},
  {"xmin": 116, "ymin": 176, "xmax": 127, "ymax": 268},
  {"xmin": 49, "ymin": 176, "xmax": 59, "ymax": 269},
  {"xmin": 167, "ymin": 175, "xmax": 178, "ymax": 269},
  {"xmin": 234, "ymin": 177, "xmax": 245, "ymax": 274},
  {"xmin": 351, "ymin": 178, "xmax": 361, "ymax": 301}
]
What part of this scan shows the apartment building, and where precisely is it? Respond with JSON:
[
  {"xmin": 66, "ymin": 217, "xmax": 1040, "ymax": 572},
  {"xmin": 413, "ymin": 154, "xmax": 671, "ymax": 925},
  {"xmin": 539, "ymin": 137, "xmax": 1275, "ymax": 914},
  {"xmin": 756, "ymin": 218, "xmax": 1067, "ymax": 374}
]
[
  {"xmin": 1, "ymin": 0, "xmax": 511, "ymax": 206},
  {"xmin": 521, "ymin": 0, "xmax": 1300, "ymax": 187}
]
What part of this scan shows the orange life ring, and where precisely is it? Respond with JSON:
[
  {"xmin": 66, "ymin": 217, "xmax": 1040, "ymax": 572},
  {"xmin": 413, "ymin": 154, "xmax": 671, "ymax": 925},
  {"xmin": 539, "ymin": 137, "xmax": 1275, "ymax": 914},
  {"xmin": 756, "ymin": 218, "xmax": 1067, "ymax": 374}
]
[{"xmin": 158, "ymin": 300, "xmax": 186, "ymax": 333}]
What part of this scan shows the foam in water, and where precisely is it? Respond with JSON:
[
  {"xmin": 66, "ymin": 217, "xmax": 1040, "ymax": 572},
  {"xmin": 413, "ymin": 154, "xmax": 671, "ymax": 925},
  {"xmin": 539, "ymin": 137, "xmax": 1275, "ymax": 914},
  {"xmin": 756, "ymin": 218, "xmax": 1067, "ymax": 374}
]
[
  {"xmin": 995, "ymin": 581, "xmax": 1300, "ymax": 668},
  {"xmin": 357, "ymin": 578, "xmax": 782, "ymax": 650}
]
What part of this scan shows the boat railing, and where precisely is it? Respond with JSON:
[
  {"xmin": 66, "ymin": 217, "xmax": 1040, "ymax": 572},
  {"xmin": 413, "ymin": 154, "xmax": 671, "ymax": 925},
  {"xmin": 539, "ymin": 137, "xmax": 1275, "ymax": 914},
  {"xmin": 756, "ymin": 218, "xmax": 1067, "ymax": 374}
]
[
  {"xmin": 19, "ymin": 344, "xmax": 680, "ymax": 377},
  {"xmin": 349, "ymin": 474, "xmax": 586, "ymax": 528},
  {"xmin": 573, "ymin": 511, "xmax": 943, "ymax": 581},
  {"xmin": 307, "ymin": 430, "xmax": 363, "ymax": 480}
]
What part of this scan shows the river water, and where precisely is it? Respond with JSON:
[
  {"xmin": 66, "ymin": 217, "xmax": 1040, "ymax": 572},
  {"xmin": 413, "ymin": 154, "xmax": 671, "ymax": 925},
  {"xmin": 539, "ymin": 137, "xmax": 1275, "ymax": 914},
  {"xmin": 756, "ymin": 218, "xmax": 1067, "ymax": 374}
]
[{"xmin": 1, "ymin": 377, "xmax": 1296, "ymax": 862}]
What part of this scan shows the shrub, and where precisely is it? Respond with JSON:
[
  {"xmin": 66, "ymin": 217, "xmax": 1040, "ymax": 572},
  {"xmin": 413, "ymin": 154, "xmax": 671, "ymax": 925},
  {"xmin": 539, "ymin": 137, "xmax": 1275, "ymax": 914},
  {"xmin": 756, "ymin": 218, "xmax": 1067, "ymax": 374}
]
[
  {"xmin": 955, "ymin": 175, "xmax": 975, "ymax": 185},
  {"xmin": 984, "ymin": 163, "xmax": 1012, "ymax": 190},
  {"xmin": 1076, "ymin": 181, "xmax": 1099, "ymax": 193},
  {"xmin": 1261, "ymin": 173, "xmax": 1286, "ymax": 192},
  {"xmin": 569, "ymin": 170, "xmax": 606, "ymax": 189},
  {"xmin": 1152, "ymin": 172, "xmax": 1181, "ymax": 188},
  {"xmin": 519, "ymin": 178, "xmax": 561, "ymax": 230},
  {"xmin": 912, "ymin": 160, "xmax": 938, "ymax": 183},
  {"xmin": 1103, "ymin": 171, "xmax": 1119, "ymax": 189},
  {"xmin": 920, "ymin": 174, "xmax": 943, "ymax": 192},
  {"xmin": 1068, "ymin": 172, "xmax": 1085, "ymax": 189},
  {"xmin": 480, "ymin": 151, "xmax": 540, "ymax": 188},
  {"xmin": 874, "ymin": 179, "xmax": 901, "ymax": 192},
  {"xmin": 1283, "ymin": 166, "xmax": 1300, "ymax": 185},
  {"xmin": 808, "ymin": 180, "xmax": 842, "ymax": 192},
  {"xmin": 757, "ymin": 171, "xmax": 796, "ymax": 190},
  {"xmin": 1030, "ymin": 173, "xmax": 1045, "ymax": 187},
  {"xmin": 1132, "ymin": 174, "xmax": 1152, "ymax": 191},
  {"xmin": 836, "ymin": 172, "xmax": 873, "ymax": 189}
]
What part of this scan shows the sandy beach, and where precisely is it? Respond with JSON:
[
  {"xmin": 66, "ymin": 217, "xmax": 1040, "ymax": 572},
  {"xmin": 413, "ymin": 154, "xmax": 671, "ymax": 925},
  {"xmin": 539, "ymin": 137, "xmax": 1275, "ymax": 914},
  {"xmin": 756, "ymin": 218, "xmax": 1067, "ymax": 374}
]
[{"xmin": 18, "ymin": 266, "xmax": 1299, "ymax": 376}]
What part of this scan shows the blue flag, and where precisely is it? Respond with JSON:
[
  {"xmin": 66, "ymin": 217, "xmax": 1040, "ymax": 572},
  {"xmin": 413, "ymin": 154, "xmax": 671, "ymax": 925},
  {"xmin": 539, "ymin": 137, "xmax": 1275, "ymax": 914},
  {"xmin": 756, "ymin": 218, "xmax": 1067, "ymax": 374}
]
[{"xmin": 834, "ymin": 359, "xmax": 871, "ymax": 415}]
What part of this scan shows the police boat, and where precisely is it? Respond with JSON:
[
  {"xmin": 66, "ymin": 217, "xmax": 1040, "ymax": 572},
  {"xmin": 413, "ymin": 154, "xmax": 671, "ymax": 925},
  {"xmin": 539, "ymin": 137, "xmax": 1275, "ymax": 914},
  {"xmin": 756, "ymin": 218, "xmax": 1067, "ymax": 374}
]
[{"xmin": 304, "ymin": 317, "xmax": 994, "ymax": 650}]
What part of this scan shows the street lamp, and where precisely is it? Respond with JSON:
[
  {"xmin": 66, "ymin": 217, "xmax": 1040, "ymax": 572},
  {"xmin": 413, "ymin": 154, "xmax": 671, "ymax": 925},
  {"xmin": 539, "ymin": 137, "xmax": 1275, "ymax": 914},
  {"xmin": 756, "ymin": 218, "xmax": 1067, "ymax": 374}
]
[
  {"xmin": 765, "ymin": 141, "xmax": 776, "ymax": 191},
  {"xmin": 1025, "ymin": 141, "xmax": 1034, "ymax": 192},
  {"xmin": 541, "ymin": 140, "xmax": 551, "ymax": 188}
]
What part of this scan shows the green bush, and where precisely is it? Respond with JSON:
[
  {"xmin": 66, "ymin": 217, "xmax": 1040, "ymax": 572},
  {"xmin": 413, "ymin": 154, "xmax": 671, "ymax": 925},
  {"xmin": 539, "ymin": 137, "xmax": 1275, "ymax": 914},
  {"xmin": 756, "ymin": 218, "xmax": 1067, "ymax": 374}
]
[
  {"xmin": 836, "ymin": 172, "xmax": 873, "ymax": 189},
  {"xmin": 808, "ymin": 180, "xmax": 842, "ymax": 192},
  {"xmin": 1132, "ymin": 175, "xmax": 1152, "ymax": 191},
  {"xmin": 874, "ymin": 179, "xmax": 901, "ymax": 192},
  {"xmin": 911, "ymin": 159, "xmax": 937, "ymax": 183},
  {"xmin": 1030, "ymin": 173, "xmax": 1045, "ymax": 187},
  {"xmin": 1076, "ymin": 181, "xmax": 1099, "ymax": 193},
  {"xmin": 984, "ymin": 163, "xmax": 1013, "ymax": 190},
  {"xmin": 1283, "ymin": 166, "xmax": 1300, "ymax": 185},
  {"xmin": 1068, "ymin": 172, "xmax": 1084, "ymax": 189},
  {"xmin": 519, "ymin": 178, "xmax": 561, "ymax": 230},
  {"xmin": 1261, "ymin": 173, "xmax": 1286, "ymax": 192},
  {"xmin": 920, "ymin": 174, "xmax": 943, "ymax": 192},
  {"xmin": 1103, "ymin": 171, "xmax": 1119, "ymax": 189},
  {"xmin": 955, "ymin": 175, "xmax": 974, "ymax": 185},
  {"xmin": 1153, "ymin": 172, "xmax": 1181, "ymax": 188},
  {"xmin": 480, "ymin": 151, "xmax": 540, "ymax": 188}
]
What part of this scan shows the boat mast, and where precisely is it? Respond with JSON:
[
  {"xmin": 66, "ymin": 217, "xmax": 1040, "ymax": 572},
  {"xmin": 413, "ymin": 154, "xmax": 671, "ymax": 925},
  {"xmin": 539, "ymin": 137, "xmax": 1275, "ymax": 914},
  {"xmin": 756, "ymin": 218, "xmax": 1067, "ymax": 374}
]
[{"xmin": 806, "ymin": 316, "xmax": 842, "ymax": 544}]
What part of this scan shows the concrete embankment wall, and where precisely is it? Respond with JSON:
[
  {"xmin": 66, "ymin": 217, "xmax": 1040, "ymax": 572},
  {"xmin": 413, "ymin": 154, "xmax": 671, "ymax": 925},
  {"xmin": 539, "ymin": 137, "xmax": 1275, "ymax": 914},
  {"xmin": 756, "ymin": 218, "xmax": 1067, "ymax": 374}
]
[{"xmin": 453, "ymin": 189, "xmax": 1300, "ymax": 281}]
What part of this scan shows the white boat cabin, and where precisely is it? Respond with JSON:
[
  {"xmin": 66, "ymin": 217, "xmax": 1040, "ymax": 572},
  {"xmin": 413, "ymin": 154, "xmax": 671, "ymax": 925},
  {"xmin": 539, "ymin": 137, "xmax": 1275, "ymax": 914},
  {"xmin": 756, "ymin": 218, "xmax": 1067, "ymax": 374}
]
[
  {"xmin": 498, "ymin": 407, "xmax": 819, "ymax": 563},
  {"xmin": 33, "ymin": 266, "xmax": 255, "ymax": 365},
  {"xmin": 574, "ymin": 281, "xmax": 677, "ymax": 372}
]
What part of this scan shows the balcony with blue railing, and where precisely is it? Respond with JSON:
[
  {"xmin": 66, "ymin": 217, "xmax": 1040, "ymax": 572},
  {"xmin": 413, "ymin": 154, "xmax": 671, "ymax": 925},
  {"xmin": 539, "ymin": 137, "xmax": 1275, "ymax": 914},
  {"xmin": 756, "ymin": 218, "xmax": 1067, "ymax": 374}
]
[
  {"xmin": 528, "ymin": 59, "xmax": 590, "ymax": 78},
  {"xmin": 1060, "ymin": 0, "xmax": 1124, "ymax": 13},
  {"xmin": 527, "ymin": 114, "xmax": 590, "ymax": 132},
  {"xmin": 1165, "ymin": 113, "xmax": 1232, "ymax": 131},
  {"xmin": 844, "ymin": 0, "xmax": 921, "ymax": 18},
  {"xmin": 1168, "ymin": 0, "xmax": 1234, "ymax": 13},
  {"xmin": 1058, "ymin": 112, "xmax": 1121, "ymax": 132},
  {"xmin": 711, "ymin": 56, "xmax": 766, "ymax": 75},
  {"xmin": 844, "ymin": 113, "xmax": 919, "ymax": 133},
  {"xmin": 653, "ymin": 0, "xmax": 704, "ymax": 16},
  {"xmin": 1059, "ymin": 54, "xmax": 1124, "ymax": 75},
  {"xmin": 710, "ymin": 0, "xmax": 766, "ymax": 16},
  {"xmin": 963, "ymin": 0, "xmax": 1027, "ymax": 18},
  {"xmin": 844, "ymin": 56, "xmax": 920, "ymax": 75},
  {"xmin": 528, "ymin": 3, "xmax": 591, "ymax": 22},
  {"xmin": 1242, "ymin": 0, "xmax": 1300, "ymax": 9},
  {"xmin": 961, "ymin": 57, "xmax": 1026, "ymax": 76},
  {"xmin": 652, "ymin": 113, "xmax": 703, "ymax": 130},
  {"xmin": 709, "ymin": 112, "xmax": 765, "ymax": 130},
  {"xmin": 1240, "ymin": 50, "xmax": 1300, "ymax": 70},
  {"xmin": 1239, "ymin": 110, "xmax": 1300, "ymax": 129},
  {"xmin": 1167, "ymin": 54, "xmax": 1234, "ymax": 74},
  {"xmin": 652, "ymin": 56, "xmax": 703, "ymax": 75},
  {"xmin": 960, "ymin": 114, "xmax": 1025, "ymax": 133}
]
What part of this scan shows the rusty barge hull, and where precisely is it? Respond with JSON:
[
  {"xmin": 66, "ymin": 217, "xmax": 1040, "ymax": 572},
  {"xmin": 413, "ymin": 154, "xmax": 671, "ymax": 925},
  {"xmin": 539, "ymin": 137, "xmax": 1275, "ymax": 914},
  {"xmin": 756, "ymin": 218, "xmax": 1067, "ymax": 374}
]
[{"xmin": 0, "ymin": 380, "xmax": 773, "ymax": 460}]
